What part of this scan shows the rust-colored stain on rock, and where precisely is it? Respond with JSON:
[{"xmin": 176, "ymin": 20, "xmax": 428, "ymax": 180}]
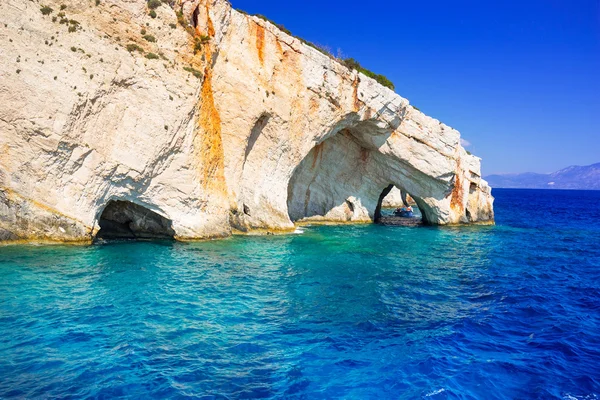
[
  {"xmin": 196, "ymin": 67, "xmax": 226, "ymax": 193},
  {"xmin": 352, "ymin": 75, "xmax": 361, "ymax": 112},
  {"xmin": 312, "ymin": 142, "xmax": 325, "ymax": 169},
  {"xmin": 255, "ymin": 23, "xmax": 266, "ymax": 65},
  {"xmin": 303, "ymin": 187, "xmax": 311, "ymax": 216},
  {"xmin": 206, "ymin": 5, "xmax": 215, "ymax": 37},
  {"xmin": 450, "ymin": 172, "xmax": 464, "ymax": 212},
  {"xmin": 360, "ymin": 148, "xmax": 370, "ymax": 164},
  {"xmin": 275, "ymin": 39, "xmax": 283, "ymax": 57},
  {"xmin": 273, "ymin": 44, "xmax": 304, "ymax": 142}
]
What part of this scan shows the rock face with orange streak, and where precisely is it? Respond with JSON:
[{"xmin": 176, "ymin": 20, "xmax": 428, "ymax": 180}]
[{"xmin": 0, "ymin": 0, "xmax": 493, "ymax": 244}]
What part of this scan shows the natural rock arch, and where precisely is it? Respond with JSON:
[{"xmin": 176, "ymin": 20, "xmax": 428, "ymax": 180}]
[
  {"xmin": 95, "ymin": 200, "xmax": 175, "ymax": 240},
  {"xmin": 286, "ymin": 119, "xmax": 439, "ymax": 225}
]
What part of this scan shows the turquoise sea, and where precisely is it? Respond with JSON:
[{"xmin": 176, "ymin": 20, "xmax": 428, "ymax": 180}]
[{"xmin": 1, "ymin": 189, "xmax": 599, "ymax": 399}]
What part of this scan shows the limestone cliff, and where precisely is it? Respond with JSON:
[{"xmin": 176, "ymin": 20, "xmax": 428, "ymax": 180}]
[{"xmin": 0, "ymin": 0, "xmax": 494, "ymax": 243}]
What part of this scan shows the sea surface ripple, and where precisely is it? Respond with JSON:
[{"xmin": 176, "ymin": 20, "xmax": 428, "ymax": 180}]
[{"xmin": 1, "ymin": 189, "xmax": 599, "ymax": 399}]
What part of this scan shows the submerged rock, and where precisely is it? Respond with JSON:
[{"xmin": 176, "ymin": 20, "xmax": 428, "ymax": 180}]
[{"xmin": 0, "ymin": 0, "xmax": 494, "ymax": 243}]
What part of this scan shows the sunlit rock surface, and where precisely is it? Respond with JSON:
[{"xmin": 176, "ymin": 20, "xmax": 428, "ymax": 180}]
[
  {"xmin": 382, "ymin": 187, "xmax": 405, "ymax": 208},
  {"xmin": 0, "ymin": 0, "xmax": 494, "ymax": 243}
]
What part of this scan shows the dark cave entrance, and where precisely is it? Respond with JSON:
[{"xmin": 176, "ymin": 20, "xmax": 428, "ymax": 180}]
[{"xmin": 95, "ymin": 200, "xmax": 175, "ymax": 241}]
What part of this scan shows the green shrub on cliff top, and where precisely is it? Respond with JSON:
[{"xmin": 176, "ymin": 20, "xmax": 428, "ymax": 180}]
[
  {"xmin": 255, "ymin": 14, "xmax": 291, "ymax": 36},
  {"xmin": 342, "ymin": 58, "xmax": 395, "ymax": 90},
  {"xmin": 40, "ymin": 6, "xmax": 53, "ymax": 15},
  {"xmin": 243, "ymin": 11, "xmax": 396, "ymax": 91}
]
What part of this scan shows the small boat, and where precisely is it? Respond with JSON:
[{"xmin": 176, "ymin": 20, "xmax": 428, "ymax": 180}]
[{"xmin": 393, "ymin": 209, "xmax": 414, "ymax": 218}]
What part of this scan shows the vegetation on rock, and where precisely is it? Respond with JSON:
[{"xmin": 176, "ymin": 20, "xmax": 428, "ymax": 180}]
[
  {"xmin": 40, "ymin": 6, "xmax": 53, "ymax": 15},
  {"xmin": 147, "ymin": 0, "xmax": 162, "ymax": 10},
  {"xmin": 126, "ymin": 43, "xmax": 144, "ymax": 53},
  {"xmin": 342, "ymin": 58, "xmax": 394, "ymax": 90},
  {"xmin": 238, "ymin": 10, "xmax": 396, "ymax": 91},
  {"xmin": 183, "ymin": 66, "xmax": 203, "ymax": 79}
]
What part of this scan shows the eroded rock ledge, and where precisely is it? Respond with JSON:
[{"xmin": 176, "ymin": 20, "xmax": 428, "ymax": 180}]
[{"xmin": 0, "ymin": 0, "xmax": 494, "ymax": 244}]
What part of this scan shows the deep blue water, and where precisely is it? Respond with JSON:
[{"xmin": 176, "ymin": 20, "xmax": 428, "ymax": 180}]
[{"xmin": 1, "ymin": 189, "xmax": 599, "ymax": 399}]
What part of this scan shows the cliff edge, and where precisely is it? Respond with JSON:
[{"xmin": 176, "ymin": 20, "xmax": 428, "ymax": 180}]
[{"xmin": 0, "ymin": 0, "xmax": 494, "ymax": 243}]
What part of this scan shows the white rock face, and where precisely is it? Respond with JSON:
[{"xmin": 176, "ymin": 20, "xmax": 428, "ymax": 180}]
[
  {"xmin": 382, "ymin": 187, "xmax": 414, "ymax": 208},
  {"xmin": 0, "ymin": 0, "xmax": 494, "ymax": 243}
]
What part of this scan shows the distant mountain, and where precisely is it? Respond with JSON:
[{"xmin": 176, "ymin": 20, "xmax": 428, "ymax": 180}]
[{"xmin": 485, "ymin": 163, "xmax": 600, "ymax": 190}]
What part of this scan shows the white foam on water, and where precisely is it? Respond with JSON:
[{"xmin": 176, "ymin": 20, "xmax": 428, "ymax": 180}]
[
  {"xmin": 425, "ymin": 388, "xmax": 445, "ymax": 397},
  {"xmin": 293, "ymin": 228, "xmax": 304, "ymax": 234}
]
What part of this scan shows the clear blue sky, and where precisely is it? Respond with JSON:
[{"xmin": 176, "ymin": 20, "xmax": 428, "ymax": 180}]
[{"xmin": 230, "ymin": 0, "xmax": 600, "ymax": 175}]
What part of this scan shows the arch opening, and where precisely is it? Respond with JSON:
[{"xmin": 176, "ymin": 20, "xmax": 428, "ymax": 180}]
[
  {"xmin": 286, "ymin": 130, "xmax": 377, "ymax": 224},
  {"xmin": 375, "ymin": 185, "xmax": 425, "ymax": 226},
  {"xmin": 286, "ymin": 123, "xmax": 436, "ymax": 227},
  {"xmin": 95, "ymin": 200, "xmax": 175, "ymax": 241}
]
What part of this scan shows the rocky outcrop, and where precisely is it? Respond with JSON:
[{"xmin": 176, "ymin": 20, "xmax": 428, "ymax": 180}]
[{"xmin": 0, "ymin": 0, "xmax": 494, "ymax": 243}]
